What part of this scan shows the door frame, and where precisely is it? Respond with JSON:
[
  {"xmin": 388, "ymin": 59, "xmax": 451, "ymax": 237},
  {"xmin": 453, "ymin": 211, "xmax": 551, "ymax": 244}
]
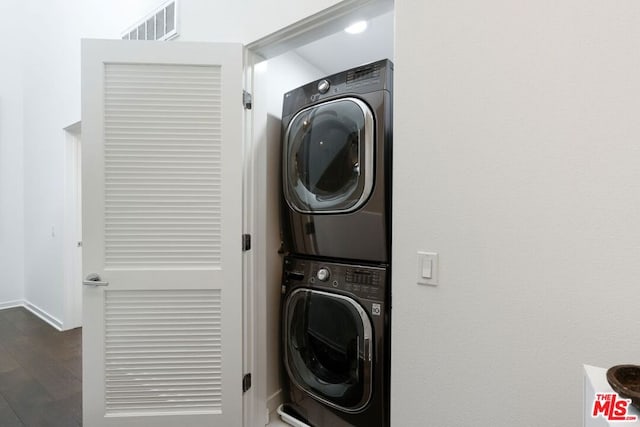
[
  {"xmin": 63, "ymin": 121, "xmax": 83, "ymax": 331},
  {"xmin": 243, "ymin": 0, "xmax": 393, "ymax": 424}
]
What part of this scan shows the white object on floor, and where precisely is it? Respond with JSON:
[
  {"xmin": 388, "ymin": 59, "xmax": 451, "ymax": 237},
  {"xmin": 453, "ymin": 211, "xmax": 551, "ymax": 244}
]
[{"xmin": 277, "ymin": 404, "xmax": 313, "ymax": 427}]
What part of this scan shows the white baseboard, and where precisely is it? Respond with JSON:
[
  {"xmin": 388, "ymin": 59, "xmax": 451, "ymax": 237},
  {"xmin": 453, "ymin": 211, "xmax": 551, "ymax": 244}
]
[
  {"xmin": 24, "ymin": 301, "xmax": 63, "ymax": 331},
  {"xmin": 0, "ymin": 299, "xmax": 24, "ymax": 310},
  {"xmin": 0, "ymin": 299, "xmax": 63, "ymax": 331}
]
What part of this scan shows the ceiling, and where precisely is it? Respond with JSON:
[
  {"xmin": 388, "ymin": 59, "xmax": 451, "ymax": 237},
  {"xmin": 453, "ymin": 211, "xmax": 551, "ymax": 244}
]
[{"xmin": 293, "ymin": 10, "xmax": 394, "ymax": 76}]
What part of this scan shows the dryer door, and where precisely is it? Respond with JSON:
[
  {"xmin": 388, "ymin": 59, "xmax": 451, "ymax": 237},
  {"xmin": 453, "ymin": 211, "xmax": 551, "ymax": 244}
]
[
  {"xmin": 284, "ymin": 98, "xmax": 374, "ymax": 214},
  {"xmin": 283, "ymin": 288, "xmax": 373, "ymax": 413}
]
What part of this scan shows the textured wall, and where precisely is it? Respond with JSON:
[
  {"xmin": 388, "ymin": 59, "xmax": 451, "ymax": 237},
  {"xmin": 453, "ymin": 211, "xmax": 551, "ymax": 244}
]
[{"xmin": 392, "ymin": 0, "xmax": 640, "ymax": 425}]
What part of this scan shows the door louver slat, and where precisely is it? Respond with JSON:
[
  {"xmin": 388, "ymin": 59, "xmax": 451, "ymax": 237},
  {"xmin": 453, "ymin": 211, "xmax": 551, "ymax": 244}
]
[
  {"xmin": 104, "ymin": 63, "xmax": 222, "ymax": 269},
  {"xmin": 104, "ymin": 290, "xmax": 222, "ymax": 415}
]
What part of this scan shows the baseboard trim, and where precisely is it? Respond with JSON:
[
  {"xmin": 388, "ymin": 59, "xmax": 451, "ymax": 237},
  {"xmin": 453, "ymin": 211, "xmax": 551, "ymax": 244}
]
[
  {"xmin": 0, "ymin": 299, "xmax": 24, "ymax": 310},
  {"xmin": 0, "ymin": 300, "xmax": 63, "ymax": 331},
  {"xmin": 24, "ymin": 301, "xmax": 63, "ymax": 331}
]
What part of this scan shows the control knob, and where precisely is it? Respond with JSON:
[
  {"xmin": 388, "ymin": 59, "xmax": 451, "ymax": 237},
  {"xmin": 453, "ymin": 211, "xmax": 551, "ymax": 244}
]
[
  {"xmin": 317, "ymin": 79, "xmax": 330, "ymax": 94},
  {"xmin": 316, "ymin": 268, "xmax": 330, "ymax": 282}
]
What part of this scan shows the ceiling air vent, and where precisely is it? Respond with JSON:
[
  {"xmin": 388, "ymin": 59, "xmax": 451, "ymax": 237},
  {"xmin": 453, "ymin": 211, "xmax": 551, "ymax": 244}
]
[{"xmin": 122, "ymin": 0, "xmax": 178, "ymax": 41}]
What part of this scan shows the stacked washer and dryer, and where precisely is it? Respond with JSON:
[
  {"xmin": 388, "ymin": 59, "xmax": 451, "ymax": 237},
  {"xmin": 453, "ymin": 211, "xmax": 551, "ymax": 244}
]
[{"xmin": 280, "ymin": 59, "xmax": 393, "ymax": 427}]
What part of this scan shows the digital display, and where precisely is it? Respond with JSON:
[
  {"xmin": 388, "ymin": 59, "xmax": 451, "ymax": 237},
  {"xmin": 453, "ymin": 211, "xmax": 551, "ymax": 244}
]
[{"xmin": 346, "ymin": 269, "xmax": 380, "ymax": 286}]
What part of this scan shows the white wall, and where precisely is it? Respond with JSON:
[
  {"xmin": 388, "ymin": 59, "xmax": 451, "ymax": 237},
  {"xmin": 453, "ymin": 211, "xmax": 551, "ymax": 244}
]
[
  {"xmin": 0, "ymin": 0, "xmax": 25, "ymax": 307},
  {"xmin": 392, "ymin": 1, "xmax": 640, "ymax": 426},
  {"xmin": 179, "ymin": 0, "xmax": 345, "ymax": 44}
]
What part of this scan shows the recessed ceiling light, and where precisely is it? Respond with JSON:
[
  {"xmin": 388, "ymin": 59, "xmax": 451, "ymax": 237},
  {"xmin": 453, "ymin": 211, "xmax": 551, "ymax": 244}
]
[{"xmin": 345, "ymin": 20, "xmax": 368, "ymax": 34}]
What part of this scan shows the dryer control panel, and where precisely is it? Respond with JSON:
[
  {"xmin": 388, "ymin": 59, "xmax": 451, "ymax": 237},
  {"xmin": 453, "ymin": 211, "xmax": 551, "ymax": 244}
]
[
  {"xmin": 282, "ymin": 59, "xmax": 393, "ymax": 118},
  {"xmin": 283, "ymin": 255, "xmax": 387, "ymax": 303}
]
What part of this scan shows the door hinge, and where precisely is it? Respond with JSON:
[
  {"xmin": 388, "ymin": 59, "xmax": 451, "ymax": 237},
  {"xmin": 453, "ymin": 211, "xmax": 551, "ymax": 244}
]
[
  {"xmin": 242, "ymin": 373, "xmax": 252, "ymax": 393},
  {"xmin": 242, "ymin": 234, "xmax": 251, "ymax": 251},
  {"xmin": 243, "ymin": 90, "xmax": 252, "ymax": 110}
]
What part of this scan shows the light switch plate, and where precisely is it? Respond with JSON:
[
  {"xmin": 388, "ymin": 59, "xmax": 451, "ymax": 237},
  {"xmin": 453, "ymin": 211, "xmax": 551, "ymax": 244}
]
[{"xmin": 417, "ymin": 251, "xmax": 439, "ymax": 286}]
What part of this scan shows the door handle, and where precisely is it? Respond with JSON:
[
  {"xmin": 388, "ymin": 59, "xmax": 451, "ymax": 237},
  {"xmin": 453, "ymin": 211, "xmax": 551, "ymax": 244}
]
[
  {"xmin": 83, "ymin": 273, "xmax": 109, "ymax": 287},
  {"xmin": 364, "ymin": 338, "xmax": 372, "ymax": 362}
]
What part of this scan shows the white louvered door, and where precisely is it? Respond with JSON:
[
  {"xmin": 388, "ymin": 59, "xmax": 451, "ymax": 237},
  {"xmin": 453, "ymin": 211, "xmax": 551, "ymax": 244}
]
[{"xmin": 81, "ymin": 39, "xmax": 243, "ymax": 427}]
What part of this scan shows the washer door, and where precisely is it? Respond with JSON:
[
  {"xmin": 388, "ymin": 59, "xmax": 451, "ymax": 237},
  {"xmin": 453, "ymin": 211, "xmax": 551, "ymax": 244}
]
[
  {"xmin": 283, "ymin": 98, "xmax": 375, "ymax": 214},
  {"xmin": 284, "ymin": 288, "xmax": 373, "ymax": 413}
]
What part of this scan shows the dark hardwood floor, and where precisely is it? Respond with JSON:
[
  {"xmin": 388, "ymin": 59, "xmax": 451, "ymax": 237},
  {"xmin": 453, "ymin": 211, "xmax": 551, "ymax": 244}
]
[{"xmin": 0, "ymin": 307, "xmax": 82, "ymax": 426}]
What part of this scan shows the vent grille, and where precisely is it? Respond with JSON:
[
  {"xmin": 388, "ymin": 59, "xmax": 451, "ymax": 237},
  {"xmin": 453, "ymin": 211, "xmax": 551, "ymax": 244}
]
[
  {"xmin": 104, "ymin": 63, "xmax": 223, "ymax": 269},
  {"xmin": 122, "ymin": 0, "xmax": 177, "ymax": 41},
  {"xmin": 104, "ymin": 289, "xmax": 222, "ymax": 415},
  {"xmin": 346, "ymin": 64, "xmax": 381, "ymax": 84}
]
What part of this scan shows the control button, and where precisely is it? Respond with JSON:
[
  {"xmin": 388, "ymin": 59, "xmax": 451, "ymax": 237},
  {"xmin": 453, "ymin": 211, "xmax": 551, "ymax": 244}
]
[
  {"xmin": 317, "ymin": 268, "xmax": 330, "ymax": 282},
  {"xmin": 317, "ymin": 79, "xmax": 330, "ymax": 94},
  {"xmin": 332, "ymin": 280, "xmax": 339, "ymax": 288}
]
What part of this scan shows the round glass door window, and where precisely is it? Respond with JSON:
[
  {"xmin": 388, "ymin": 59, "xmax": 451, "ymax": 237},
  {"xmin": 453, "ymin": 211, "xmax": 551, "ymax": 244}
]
[
  {"xmin": 284, "ymin": 288, "xmax": 373, "ymax": 412},
  {"xmin": 284, "ymin": 98, "xmax": 375, "ymax": 213}
]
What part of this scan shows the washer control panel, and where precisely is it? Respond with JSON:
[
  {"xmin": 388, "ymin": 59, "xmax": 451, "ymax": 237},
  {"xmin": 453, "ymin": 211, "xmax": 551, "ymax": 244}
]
[{"xmin": 283, "ymin": 256, "xmax": 387, "ymax": 302}]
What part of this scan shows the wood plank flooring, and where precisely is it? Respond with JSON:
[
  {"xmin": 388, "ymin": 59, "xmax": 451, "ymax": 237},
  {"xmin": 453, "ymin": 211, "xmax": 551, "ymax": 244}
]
[{"xmin": 0, "ymin": 307, "xmax": 82, "ymax": 426}]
